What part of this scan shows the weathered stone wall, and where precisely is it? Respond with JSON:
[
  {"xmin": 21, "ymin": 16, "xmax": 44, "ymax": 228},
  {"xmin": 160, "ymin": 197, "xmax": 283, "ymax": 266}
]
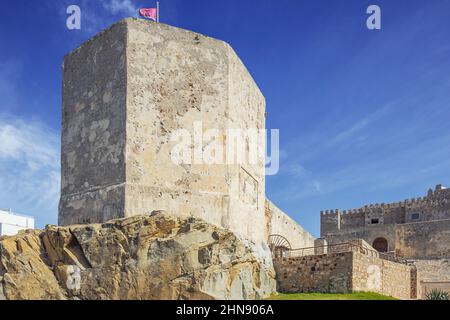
[
  {"xmin": 413, "ymin": 259, "xmax": 450, "ymax": 282},
  {"xmin": 60, "ymin": 20, "xmax": 128, "ymax": 225},
  {"xmin": 60, "ymin": 19, "xmax": 266, "ymax": 244},
  {"xmin": 321, "ymin": 185, "xmax": 450, "ymax": 237},
  {"xmin": 420, "ymin": 281, "xmax": 450, "ymax": 299},
  {"xmin": 273, "ymin": 252, "xmax": 353, "ymax": 293},
  {"xmin": 324, "ymin": 224, "xmax": 396, "ymax": 251},
  {"xmin": 321, "ymin": 185, "xmax": 450, "ymax": 256},
  {"xmin": 395, "ymin": 219, "xmax": 450, "ymax": 259},
  {"xmin": 265, "ymin": 200, "xmax": 315, "ymax": 249},
  {"xmin": 274, "ymin": 251, "xmax": 414, "ymax": 299},
  {"xmin": 352, "ymin": 252, "xmax": 413, "ymax": 299},
  {"xmin": 410, "ymin": 259, "xmax": 450, "ymax": 298}
]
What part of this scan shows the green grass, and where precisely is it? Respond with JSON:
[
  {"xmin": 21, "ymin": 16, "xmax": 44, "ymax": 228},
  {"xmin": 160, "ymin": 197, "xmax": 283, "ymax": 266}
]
[{"xmin": 268, "ymin": 292, "xmax": 398, "ymax": 300}]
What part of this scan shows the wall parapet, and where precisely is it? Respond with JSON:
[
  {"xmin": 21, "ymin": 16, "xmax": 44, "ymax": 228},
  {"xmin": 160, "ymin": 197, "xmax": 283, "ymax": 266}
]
[
  {"xmin": 273, "ymin": 250, "xmax": 414, "ymax": 299},
  {"xmin": 286, "ymin": 241, "xmax": 408, "ymax": 264},
  {"xmin": 321, "ymin": 184, "xmax": 450, "ymax": 237},
  {"xmin": 265, "ymin": 199, "xmax": 315, "ymax": 249}
]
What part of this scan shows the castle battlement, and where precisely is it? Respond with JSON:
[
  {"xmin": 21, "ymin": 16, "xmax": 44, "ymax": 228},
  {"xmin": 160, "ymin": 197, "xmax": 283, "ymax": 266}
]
[{"xmin": 320, "ymin": 185, "xmax": 450, "ymax": 238}]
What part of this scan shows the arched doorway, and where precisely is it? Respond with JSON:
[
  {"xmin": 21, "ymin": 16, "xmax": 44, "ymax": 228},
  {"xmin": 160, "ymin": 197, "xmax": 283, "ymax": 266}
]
[{"xmin": 373, "ymin": 237, "xmax": 388, "ymax": 252}]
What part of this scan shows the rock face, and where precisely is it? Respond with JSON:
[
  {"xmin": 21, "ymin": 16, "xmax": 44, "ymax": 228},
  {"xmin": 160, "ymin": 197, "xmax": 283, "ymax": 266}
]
[{"xmin": 0, "ymin": 212, "xmax": 276, "ymax": 300}]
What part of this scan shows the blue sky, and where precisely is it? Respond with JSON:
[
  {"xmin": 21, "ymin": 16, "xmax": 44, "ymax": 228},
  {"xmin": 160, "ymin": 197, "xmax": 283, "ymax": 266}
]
[{"xmin": 1, "ymin": 0, "xmax": 450, "ymax": 236}]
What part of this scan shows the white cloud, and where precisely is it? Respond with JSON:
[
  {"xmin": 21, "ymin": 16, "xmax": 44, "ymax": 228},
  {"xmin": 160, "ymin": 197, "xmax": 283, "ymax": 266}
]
[
  {"xmin": 287, "ymin": 163, "xmax": 309, "ymax": 178},
  {"xmin": 0, "ymin": 120, "xmax": 59, "ymax": 168},
  {"xmin": 330, "ymin": 105, "xmax": 391, "ymax": 146},
  {"xmin": 0, "ymin": 115, "xmax": 60, "ymax": 226},
  {"xmin": 101, "ymin": 0, "xmax": 138, "ymax": 16},
  {"xmin": 73, "ymin": 0, "xmax": 139, "ymax": 34}
]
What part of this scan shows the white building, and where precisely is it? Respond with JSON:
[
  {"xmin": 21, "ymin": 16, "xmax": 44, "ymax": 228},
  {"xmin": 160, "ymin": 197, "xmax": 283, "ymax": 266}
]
[{"xmin": 0, "ymin": 209, "xmax": 35, "ymax": 236}]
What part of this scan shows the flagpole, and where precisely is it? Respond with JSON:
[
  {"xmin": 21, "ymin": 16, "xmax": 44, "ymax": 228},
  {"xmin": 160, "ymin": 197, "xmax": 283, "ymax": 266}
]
[{"xmin": 157, "ymin": 1, "xmax": 160, "ymax": 22}]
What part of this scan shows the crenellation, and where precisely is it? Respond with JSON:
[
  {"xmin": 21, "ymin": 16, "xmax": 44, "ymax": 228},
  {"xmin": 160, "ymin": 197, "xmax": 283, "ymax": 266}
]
[{"xmin": 321, "ymin": 185, "xmax": 450, "ymax": 255}]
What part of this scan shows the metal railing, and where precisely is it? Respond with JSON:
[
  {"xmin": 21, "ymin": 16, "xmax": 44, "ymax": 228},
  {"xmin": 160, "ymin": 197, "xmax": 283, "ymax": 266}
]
[{"xmin": 278, "ymin": 242, "xmax": 408, "ymax": 264}]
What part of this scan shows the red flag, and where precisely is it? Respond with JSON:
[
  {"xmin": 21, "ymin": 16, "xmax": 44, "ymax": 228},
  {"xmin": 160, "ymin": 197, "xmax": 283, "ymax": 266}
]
[{"xmin": 139, "ymin": 8, "xmax": 158, "ymax": 21}]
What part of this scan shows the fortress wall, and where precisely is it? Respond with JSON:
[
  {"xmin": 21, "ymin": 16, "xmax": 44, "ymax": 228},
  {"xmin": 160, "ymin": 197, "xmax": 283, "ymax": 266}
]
[
  {"xmin": 383, "ymin": 207, "xmax": 405, "ymax": 224},
  {"xmin": 273, "ymin": 252, "xmax": 354, "ymax": 294},
  {"xmin": 60, "ymin": 19, "xmax": 267, "ymax": 244},
  {"xmin": 412, "ymin": 259, "xmax": 450, "ymax": 282},
  {"xmin": 320, "ymin": 186, "xmax": 450, "ymax": 255},
  {"xmin": 411, "ymin": 259, "xmax": 450, "ymax": 298},
  {"xmin": 225, "ymin": 39, "xmax": 266, "ymax": 243},
  {"xmin": 320, "ymin": 210, "xmax": 340, "ymax": 236},
  {"xmin": 401, "ymin": 189, "xmax": 450, "ymax": 223},
  {"xmin": 340, "ymin": 210, "xmax": 365, "ymax": 229},
  {"xmin": 352, "ymin": 252, "xmax": 413, "ymax": 299},
  {"xmin": 274, "ymin": 251, "xmax": 414, "ymax": 299},
  {"xmin": 323, "ymin": 205, "xmax": 406, "ymax": 233},
  {"xmin": 124, "ymin": 19, "xmax": 266, "ymax": 243},
  {"xmin": 324, "ymin": 224, "xmax": 396, "ymax": 251},
  {"xmin": 265, "ymin": 200, "xmax": 315, "ymax": 249},
  {"xmin": 124, "ymin": 19, "xmax": 232, "ymax": 228},
  {"xmin": 395, "ymin": 219, "xmax": 450, "ymax": 259},
  {"xmin": 321, "ymin": 186, "xmax": 450, "ymax": 236},
  {"xmin": 59, "ymin": 21, "xmax": 128, "ymax": 225}
]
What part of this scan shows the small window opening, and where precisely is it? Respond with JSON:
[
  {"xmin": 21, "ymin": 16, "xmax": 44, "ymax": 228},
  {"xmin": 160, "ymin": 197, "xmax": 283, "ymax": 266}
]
[{"xmin": 411, "ymin": 213, "xmax": 420, "ymax": 220}]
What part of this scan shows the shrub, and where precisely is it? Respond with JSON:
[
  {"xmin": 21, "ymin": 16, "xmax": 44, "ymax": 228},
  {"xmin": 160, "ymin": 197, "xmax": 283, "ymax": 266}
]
[{"xmin": 425, "ymin": 289, "xmax": 449, "ymax": 300}]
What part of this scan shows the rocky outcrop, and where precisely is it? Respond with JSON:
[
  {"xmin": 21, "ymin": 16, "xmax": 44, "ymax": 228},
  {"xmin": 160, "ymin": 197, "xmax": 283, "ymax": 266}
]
[{"xmin": 0, "ymin": 212, "xmax": 276, "ymax": 300}]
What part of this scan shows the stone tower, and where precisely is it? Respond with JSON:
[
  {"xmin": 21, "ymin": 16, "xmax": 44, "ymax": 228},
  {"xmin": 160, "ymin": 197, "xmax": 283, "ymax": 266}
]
[{"xmin": 59, "ymin": 18, "xmax": 266, "ymax": 243}]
